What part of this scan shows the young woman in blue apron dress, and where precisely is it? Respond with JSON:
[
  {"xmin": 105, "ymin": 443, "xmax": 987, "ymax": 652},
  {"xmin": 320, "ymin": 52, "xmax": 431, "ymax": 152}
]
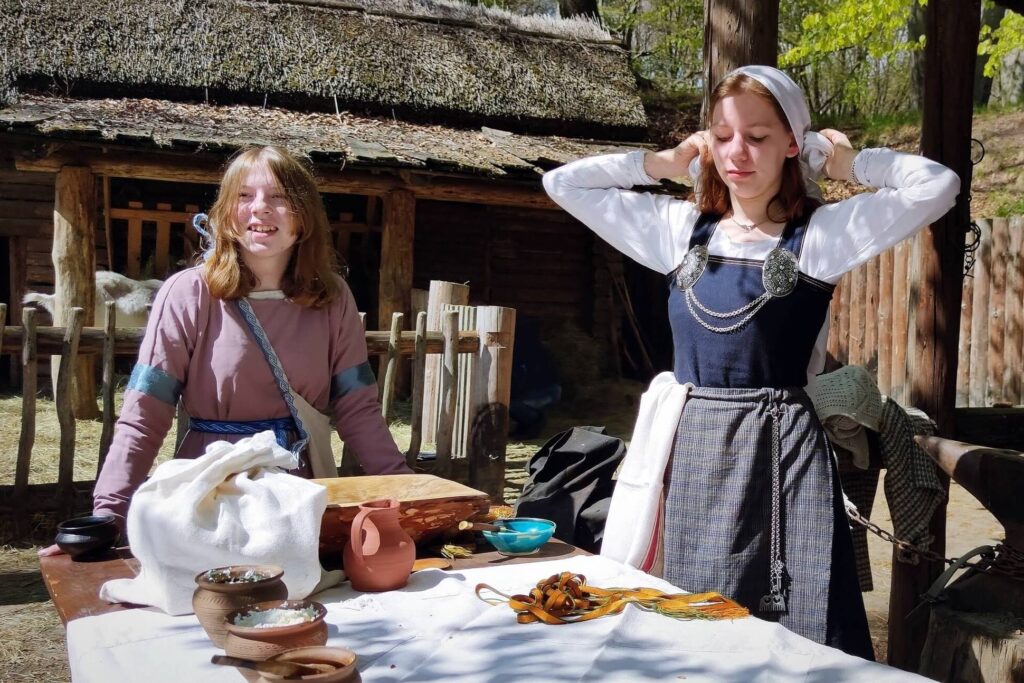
[{"xmin": 543, "ymin": 65, "xmax": 960, "ymax": 658}]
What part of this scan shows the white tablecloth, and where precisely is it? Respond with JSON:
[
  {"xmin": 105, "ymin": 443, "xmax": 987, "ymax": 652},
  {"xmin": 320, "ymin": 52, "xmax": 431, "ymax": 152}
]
[{"xmin": 67, "ymin": 555, "xmax": 927, "ymax": 682}]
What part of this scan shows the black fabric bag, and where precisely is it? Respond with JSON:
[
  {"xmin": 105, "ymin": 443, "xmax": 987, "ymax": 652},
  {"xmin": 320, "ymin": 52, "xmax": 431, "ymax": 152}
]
[{"xmin": 514, "ymin": 426, "xmax": 626, "ymax": 554}]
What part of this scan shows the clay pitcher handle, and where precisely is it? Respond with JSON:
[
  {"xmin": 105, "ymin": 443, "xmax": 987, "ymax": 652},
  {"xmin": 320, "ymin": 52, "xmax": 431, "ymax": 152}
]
[{"xmin": 349, "ymin": 505, "xmax": 382, "ymax": 559}]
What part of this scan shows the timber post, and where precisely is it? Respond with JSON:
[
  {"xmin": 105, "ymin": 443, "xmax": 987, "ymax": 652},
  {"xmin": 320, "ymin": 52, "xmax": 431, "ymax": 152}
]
[
  {"xmin": 422, "ymin": 281, "xmax": 470, "ymax": 444},
  {"xmin": 890, "ymin": 0, "xmax": 981, "ymax": 672},
  {"xmin": 468, "ymin": 306, "xmax": 515, "ymax": 502},
  {"xmin": 378, "ymin": 189, "xmax": 415, "ymax": 391},
  {"xmin": 53, "ymin": 165, "xmax": 98, "ymax": 419}
]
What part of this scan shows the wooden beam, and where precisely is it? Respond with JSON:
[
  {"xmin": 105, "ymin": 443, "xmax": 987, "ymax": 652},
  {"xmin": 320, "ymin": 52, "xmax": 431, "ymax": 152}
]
[
  {"xmin": 53, "ymin": 167, "xmax": 98, "ymax": 419},
  {"xmin": 377, "ymin": 188, "xmax": 415, "ymax": 368},
  {"xmin": 0, "ymin": 326, "xmax": 480, "ymax": 356},
  {"xmin": 890, "ymin": 0, "xmax": 980, "ymax": 673},
  {"xmin": 16, "ymin": 150, "xmax": 556, "ymax": 209},
  {"xmin": 468, "ymin": 306, "xmax": 515, "ymax": 501}
]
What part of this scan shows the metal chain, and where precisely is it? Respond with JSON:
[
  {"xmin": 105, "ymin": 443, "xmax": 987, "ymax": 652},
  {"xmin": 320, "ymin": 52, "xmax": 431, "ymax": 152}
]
[
  {"xmin": 846, "ymin": 506, "xmax": 1024, "ymax": 580},
  {"xmin": 685, "ymin": 289, "xmax": 771, "ymax": 333}
]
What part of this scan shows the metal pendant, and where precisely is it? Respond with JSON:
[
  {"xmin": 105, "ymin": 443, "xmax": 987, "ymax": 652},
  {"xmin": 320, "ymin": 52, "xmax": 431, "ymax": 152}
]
[
  {"xmin": 674, "ymin": 245, "xmax": 709, "ymax": 291},
  {"xmin": 762, "ymin": 247, "xmax": 799, "ymax": 298}
]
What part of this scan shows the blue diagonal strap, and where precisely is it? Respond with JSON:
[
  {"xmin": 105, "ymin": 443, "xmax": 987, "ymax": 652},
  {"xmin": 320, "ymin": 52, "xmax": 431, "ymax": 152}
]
[
  {"xmin": 189, "ymin": 417, "xmax": 295, "ymax": 450},
  {"xmin": 235, "ymin": 298, "xmax": 309, "ymax": 457}
]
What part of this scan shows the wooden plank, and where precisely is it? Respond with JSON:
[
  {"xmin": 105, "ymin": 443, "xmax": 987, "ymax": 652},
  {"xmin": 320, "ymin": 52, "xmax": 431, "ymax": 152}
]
[
  {"xmin": 98, "ymin": 302, "xmax": 116, "ymax": 474},
  {"xmin": 987, "ymin": 218, "xmax": 1009, "ymax": 406},
  {"xmin": 827, "ymin": 279, "xmax": 843, "ymax": 365},
  {"xmin": 864, "ymin": 256, "xmax": 879, "ymax": 374},
  {"xmin": 848, "ymin": 263, "xmax": 865, "ymax": 367},
  {"xmin": 468, "ymin": 306, "xmax": 515, "ymax": 501},
  {"xmin": 435, "ymin": 310, "xmax": 459, "ymax": 476},
  {"xmin": 969, "ymin": 219, "xmax": 993, "ymax": 407},
  {"xmin": 55, "ymin": 308, "xmax": 84, "ymax": 514},
  {"xmin": 18, "ymin": 153, "xmax": 556, "ymax": 209},
  {"xmin": 53, "ymin": 166, "xmax": 97, "ymax": 419},
  {"xmin": 0, "ymin": 198, "xmax": 52, "ymax": 218},
  {"xmin": 0, "ymin": 218, "xmax": 49, "ymax": 237},
  {"xmin": 380, "ymin": 312, "xmax": 403, "ymax": 421},
  {"xmin": 13, "ymin": 309, "xmax": 37, "ymax": 499},
  {"xmin": 155, "ymin": 203, "xmax": 172, "ymax": 276},
  {"xmin": 876, "ymin": 248, "xmax": 894, "ymax": 396},
  {"xmin": 956, "ymin": 242, "xmax": 974, "ymax": 408},
  {"xmin": 126, "ymin": 208, "xmax": 143, "ymax": 279},
  {"xmin": 108, "ymin": 207, "xmax": 200, "ymax": 223},
  {"xmin": 890, "ymin": 240, "xmax": 911, "ymax": 404},
  {"xmin": 954, "ymin": 406, "xmax": 1024, "ymax": 451},
  {"xmin": 0, "ymin": 326, "xmax": 481, "ymax": 356},
  {"xmin": 421, "ymin": 282, "xmax": 470, "ymax": 445},
  {"xmin": 837, "ymin": 272, "xmax": 851, "ymax": 365},
  {"xmin": 103, "ymin": 176, "xmax": 113, "ymax": 271},
  {"xmin": 449, "ymin": 306, "xmax": 478, "ymax": 459},
  {"xmin": 1004, "ymin": 217, "xmax": 1023, "ymax": 405},
  {"xmin": 8, "ymin": 235, "xmax": 27, "ymax": 383},
  {"xmin": 406, "ymin": 312, "xmax": 427, "ymax": 469}
]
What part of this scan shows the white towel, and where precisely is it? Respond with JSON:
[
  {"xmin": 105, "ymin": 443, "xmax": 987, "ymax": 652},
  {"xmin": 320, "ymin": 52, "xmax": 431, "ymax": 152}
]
[
  {"xmin": 601, "ymin": 373, "xmax": 692, "ymax": 570},
  {"xmin": 99, "ymin": 431, "xmax": 340, "ymax": 615}
]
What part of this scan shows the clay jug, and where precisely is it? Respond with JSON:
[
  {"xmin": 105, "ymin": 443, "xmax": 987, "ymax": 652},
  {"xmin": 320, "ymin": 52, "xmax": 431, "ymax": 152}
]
[{"xmin": 343, "ymin": 498, "xmax": 415, "ymax": 592}]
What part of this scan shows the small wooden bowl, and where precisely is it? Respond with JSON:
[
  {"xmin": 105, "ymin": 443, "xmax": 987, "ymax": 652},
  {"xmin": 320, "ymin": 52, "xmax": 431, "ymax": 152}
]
[
  {"xmin": 257, "ymin": 646, "xmax": 360, "ymax": 682},
  {"xmin": 223, "ymin": 600, "xmax": 328, "ymax": 661}
]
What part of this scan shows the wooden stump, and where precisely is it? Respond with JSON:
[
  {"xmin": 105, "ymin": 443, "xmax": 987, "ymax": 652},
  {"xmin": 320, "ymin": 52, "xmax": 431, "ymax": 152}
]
[{"xmin": 919, "ymin": 604, "xmax": 1024, "ymax": 682}]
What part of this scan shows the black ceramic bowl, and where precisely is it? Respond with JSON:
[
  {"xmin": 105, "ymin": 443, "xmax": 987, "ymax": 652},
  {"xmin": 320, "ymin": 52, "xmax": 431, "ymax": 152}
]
[{"xmin": 55, "ymin": 515, "xmax": 119, "ymax": 559}]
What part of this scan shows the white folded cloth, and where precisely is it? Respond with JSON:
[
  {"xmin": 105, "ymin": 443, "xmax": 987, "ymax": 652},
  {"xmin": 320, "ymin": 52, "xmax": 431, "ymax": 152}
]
[
  {"xmin": 99, "ymin": 431, "xmax": 340, "ymax": 615},
  {"xmin": 601, "ymin": 372, "xmax": 693, "ymax": 571}
]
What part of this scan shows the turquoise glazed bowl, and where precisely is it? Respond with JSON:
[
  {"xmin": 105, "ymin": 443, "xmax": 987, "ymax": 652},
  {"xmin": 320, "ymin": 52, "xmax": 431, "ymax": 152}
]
[{"xmin": 481, "ymin": 518, "xmax": 556, "ymax": 556}]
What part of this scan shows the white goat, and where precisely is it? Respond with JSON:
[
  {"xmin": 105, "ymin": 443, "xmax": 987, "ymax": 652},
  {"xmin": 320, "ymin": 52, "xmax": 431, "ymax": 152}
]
[{"xmin": 22, "ymin": 271, "xmax": 164, "ymax": 328}]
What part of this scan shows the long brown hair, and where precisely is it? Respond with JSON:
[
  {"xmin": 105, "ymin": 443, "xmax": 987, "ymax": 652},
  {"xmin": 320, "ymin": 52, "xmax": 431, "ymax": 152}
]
[
  {"xmin": 204, "ymin": 146, "xmax": 341, "ymax": 308},
  {"xmin": 696, "ymin": 73, "xmax": 818, "ymax": 222}
]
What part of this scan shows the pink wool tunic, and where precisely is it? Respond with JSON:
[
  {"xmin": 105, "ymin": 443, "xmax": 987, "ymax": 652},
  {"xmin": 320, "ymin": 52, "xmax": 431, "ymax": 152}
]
[{"xmin": 93, "ymin": 267, "xmax": 408, "ymax": 526}]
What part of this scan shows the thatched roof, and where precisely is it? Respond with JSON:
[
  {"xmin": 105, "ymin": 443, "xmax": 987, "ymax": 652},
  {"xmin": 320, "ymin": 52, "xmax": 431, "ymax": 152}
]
[
  {"xmin": 1, "ymin": 0, "xmax": 646, "ymax": 137},
  {"xmin": 0, "ymin": 95, "xmax": 643, "ymax": 179}
]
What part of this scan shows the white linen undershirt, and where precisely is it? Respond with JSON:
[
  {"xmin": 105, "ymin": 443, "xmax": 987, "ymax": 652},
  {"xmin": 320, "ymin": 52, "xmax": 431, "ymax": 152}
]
[{"xmin": 542, "ymin": 149, "xmax": 960, "ymax": 383}]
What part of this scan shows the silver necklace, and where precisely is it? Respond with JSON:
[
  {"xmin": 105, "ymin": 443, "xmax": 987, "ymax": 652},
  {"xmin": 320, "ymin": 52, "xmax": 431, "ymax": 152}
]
[{"xmin": 729, "ymin": 214, "xmax": 771, "ymax": 233}]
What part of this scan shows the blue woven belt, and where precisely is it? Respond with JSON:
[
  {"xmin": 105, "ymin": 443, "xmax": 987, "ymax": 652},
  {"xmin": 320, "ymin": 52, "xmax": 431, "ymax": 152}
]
[{"xmin": 188, "ymin": 417, "xmax": 295, "ymax": 450}]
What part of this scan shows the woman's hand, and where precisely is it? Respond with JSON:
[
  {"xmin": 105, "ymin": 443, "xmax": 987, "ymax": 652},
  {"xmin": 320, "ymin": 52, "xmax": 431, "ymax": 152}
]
[
  {"xmin": 38, "ymin": 543, "xmax": 65, "ymax": 557},
  {"xmin": 644, "ymin": 131, "xmax": 710, "ymax": 181},
  {"xmin": 819, "ymin": 128, "xmax": 857, "ymax": 182}
]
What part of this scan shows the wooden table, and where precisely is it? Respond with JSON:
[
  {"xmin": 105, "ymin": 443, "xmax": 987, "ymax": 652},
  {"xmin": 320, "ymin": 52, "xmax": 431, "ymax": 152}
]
[{"xmin": 40, "ymin": 540, "xmax": 587, "ymax": 625}]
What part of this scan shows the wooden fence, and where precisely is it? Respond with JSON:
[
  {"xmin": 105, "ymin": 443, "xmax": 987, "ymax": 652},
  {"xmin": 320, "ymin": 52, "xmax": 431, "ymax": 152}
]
[
  {"xmin": 827, "ymin": 216, "xmax": 1023, "ymax": 408},
  {"xmin": 0, "ymin": 301, "xmax": 515, "ymax": 529}
]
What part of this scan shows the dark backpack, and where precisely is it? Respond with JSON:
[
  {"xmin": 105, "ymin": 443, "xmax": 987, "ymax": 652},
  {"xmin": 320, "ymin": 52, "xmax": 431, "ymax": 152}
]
[{"xmin": 513, "ymin": 426, "xmax": 626, "ymax": 554}]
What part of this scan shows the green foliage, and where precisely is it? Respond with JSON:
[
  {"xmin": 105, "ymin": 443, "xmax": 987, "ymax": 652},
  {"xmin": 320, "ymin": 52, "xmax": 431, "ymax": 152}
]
[
  {"xmin": 602, "ymin": 0, "xmax": 704, "ymax": 92},
  {"xmin": 979, "ymin": 8, "xmax": 1024, "ymax": 78},
  {"xmin": 779, "ymin": 0, "xmax": 922, "ymax": 120}
]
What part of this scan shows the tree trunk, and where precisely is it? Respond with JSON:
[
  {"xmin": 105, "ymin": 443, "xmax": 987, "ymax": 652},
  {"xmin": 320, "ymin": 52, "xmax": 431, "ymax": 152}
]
[
  {"xmin": 892, "ymin": 0, "xmax": 980, "ymax": 673},
  {"xmin": 701, "ymin": 0, "xmax": 780, "ymax": 124},
  {"xmin": 977, "ymin": 5, "xmax": 1007, "ymax": 105},
  {"xmin": 559, "ymin": 0, "xmax": 599, "ymax": 20},
  {"xmin": 919, "ymin": 605, "xmax": 1024, "ymax": 682},
  {"xmin": 53, "ymin": 166, "xmax": 98, "ymax": 420}
]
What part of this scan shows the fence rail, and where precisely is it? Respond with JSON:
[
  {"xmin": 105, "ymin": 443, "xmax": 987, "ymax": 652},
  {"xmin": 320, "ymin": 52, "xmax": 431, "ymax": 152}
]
[
  {"xmin": 0, "ymin": 299, "xmax": 515, "ymax": 530},
  {"xmin": 827, "ymin": 216, "xmax": 1023, "ymax": 407}
]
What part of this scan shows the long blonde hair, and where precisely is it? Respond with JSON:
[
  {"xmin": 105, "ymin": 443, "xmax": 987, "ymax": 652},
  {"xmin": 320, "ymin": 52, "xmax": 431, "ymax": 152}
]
[
  {"xmin": 696, "ymin": 74, "xmax": 817, "ymax": 222},
  {"xmin": 204, "ymin": 146, "xmax": 340, "ymax": 308}
]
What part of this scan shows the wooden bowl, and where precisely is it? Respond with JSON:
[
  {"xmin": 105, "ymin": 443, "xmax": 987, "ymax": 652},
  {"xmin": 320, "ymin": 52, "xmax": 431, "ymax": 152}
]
[
  {"xmin": 223, "ymin": 600, "xmax": 328, "ymax": 661},
  {"xmin": 316, "ymin": 474, "xmax": 489, "ymax": 554},
  {"xmin": 257, "ymin": 646, "xmax": 360, "ymax": 682}
]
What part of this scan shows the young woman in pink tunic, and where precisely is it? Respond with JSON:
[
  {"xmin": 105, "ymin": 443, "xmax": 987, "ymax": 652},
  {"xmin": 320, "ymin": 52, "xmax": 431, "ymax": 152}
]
[{"xmin": 40, "ymin": 146, "xmax": 410, "ymax": 554}]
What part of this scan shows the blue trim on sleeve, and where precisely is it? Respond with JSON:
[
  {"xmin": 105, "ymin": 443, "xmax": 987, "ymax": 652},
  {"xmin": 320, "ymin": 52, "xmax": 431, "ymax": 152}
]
[
  {"xmin": 330, "ymin": 362, "xmax": 377, "ymax": 402},
  {"xmin": 127, "ymin": 363, "xmax": 183, "ymax": 406}
]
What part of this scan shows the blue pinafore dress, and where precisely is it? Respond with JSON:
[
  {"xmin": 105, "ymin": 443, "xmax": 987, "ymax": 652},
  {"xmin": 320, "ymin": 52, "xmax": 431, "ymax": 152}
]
[{"xmin": 662, "ymin": 210, "xmax": 874, "ymax": 659}]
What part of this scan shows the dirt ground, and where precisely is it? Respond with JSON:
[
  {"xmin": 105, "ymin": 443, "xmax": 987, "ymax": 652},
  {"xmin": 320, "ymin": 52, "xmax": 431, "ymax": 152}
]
[{"xmin": 0, "ymin": 387, "xmax": 1005, "ymax": 681}]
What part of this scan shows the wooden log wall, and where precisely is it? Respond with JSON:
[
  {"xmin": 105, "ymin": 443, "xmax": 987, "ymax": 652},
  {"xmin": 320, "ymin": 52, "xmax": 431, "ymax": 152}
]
[
  {"xmin": 826, "ymin": 217, "xmax": 1023, "ymax": 408},
  {"xmin": 413, "ymin": 201, "xmax": 597, "ymax": 325}
]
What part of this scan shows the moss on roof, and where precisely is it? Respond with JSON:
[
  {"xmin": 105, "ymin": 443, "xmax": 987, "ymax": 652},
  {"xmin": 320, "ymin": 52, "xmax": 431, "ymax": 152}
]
[{"xmin": 2, "ymin": 0, "xmax": 646, "ymax": 135}]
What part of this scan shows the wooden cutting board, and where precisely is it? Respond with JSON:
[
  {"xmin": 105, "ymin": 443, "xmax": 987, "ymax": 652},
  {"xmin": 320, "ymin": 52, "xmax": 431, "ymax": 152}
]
[{"xmin": 316, "ymin": 474, "xmax": 490, "ymax": 553}]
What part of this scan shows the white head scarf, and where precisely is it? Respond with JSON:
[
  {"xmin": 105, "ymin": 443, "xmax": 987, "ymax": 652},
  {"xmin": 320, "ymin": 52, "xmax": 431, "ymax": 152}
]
[{"xmin": 689, "ymin": 64, "xmax": 834, "ymax": 199}]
